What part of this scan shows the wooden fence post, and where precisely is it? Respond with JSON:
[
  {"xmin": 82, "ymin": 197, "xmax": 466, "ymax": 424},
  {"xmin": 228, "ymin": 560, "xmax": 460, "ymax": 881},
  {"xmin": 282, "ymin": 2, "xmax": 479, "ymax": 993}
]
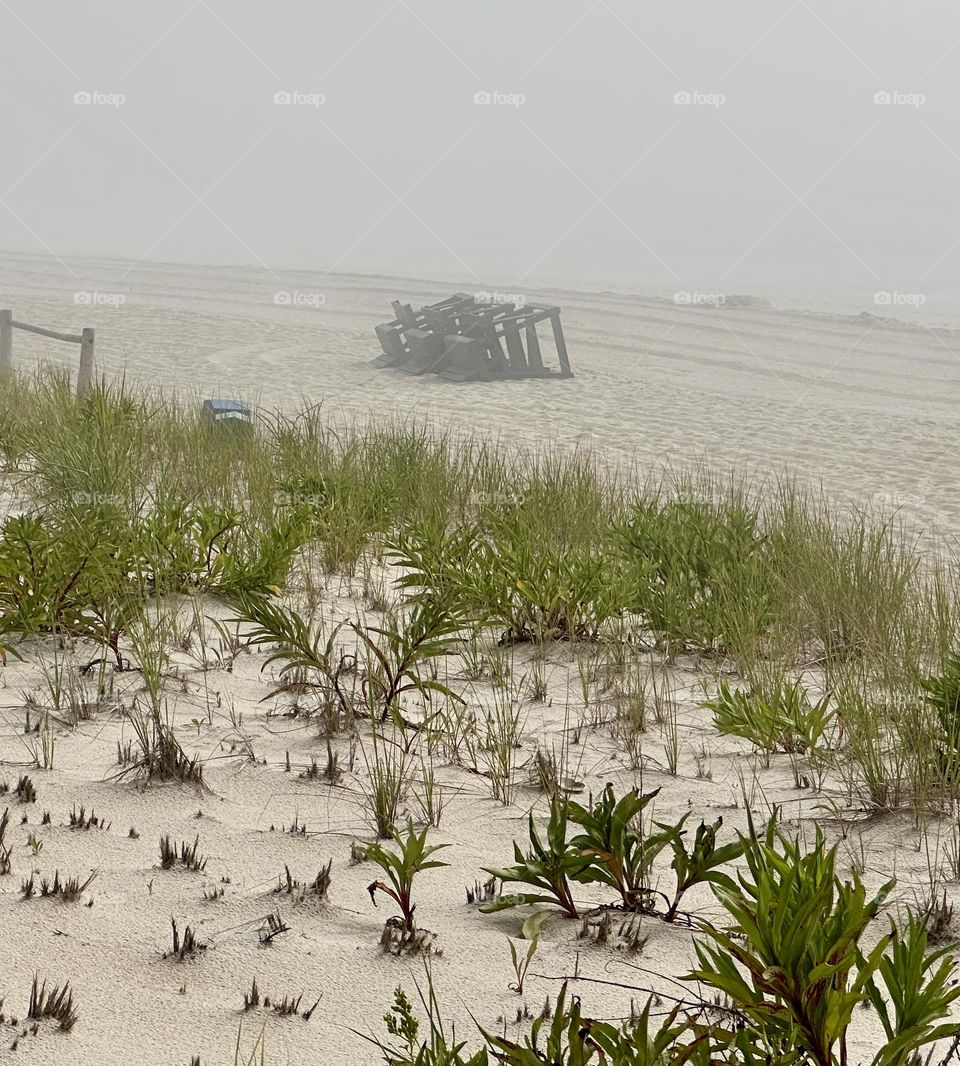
[
  {"xmin": 78, "ymin": 328, "xmax": 95, "ymax": 394},
  {"xmin": 0, "ymin": 310, "xmax": 12, "ymax": 374}
]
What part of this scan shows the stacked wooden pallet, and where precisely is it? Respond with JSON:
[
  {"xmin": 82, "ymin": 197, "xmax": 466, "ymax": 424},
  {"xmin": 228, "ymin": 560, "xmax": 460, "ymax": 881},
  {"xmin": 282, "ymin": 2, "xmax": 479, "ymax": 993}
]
[{"xmin": 372, "ymin": 293, "xmax": 573, "ymax": 381}]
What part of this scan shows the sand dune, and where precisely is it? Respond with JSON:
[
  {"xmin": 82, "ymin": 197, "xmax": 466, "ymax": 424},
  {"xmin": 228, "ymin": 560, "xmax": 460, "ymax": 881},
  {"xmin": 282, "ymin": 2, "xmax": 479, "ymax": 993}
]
[
  {"xmin": 1, "ymin": 252, "xmax": 955, "ymax": 543},
  {"xmin": 0, "ymin": 253, "xmax": 954, "ymax": 1063}
]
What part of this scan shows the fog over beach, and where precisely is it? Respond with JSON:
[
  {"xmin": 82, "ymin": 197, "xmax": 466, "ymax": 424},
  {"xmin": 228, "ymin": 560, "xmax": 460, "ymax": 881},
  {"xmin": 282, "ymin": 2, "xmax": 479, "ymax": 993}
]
[{"xmin": 4, "ymin": 4, "xmax": 960, "ymax": 1065}]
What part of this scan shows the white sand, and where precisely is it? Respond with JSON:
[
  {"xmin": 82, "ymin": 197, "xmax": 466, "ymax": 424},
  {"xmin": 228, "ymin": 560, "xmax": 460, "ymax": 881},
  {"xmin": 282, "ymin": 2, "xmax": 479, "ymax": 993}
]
[
  {"xmin": 0, "ymin": 253, "xmax": 955, "ymax": 1062},
  {"xmin": 1, "ymin": 250, "xmax": 957, "ymax": 538}
]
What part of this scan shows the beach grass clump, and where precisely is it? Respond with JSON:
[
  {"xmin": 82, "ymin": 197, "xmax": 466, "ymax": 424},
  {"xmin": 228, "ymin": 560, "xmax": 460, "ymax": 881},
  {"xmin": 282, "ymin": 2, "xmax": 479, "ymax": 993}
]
[
  {"xmin": 27, "ymin": 975, "xmax": 78, "ymax": 1032},
  {"xmin": 67, "ymin": 805, "xmax": 109, "ymax": 831},
  {"xmin": 14, "ymin": 774, "xmax": 36, "ymax": 804},
  {"xmin": 704, "ymin": 678, "xmax": 835, "ymax": 764},
  {"xmin": 119, "ymin": 702, "xmax": 203, "ymax": 785},
  {"xmin": 242, "ymin": 978, "xmax": 321, "ymax": 1020},
  {"xmin": 159, "ymin": 834, "xmax": 207, "ymax": 872},
  {"xmin": 616, "ymin": 491, "xmax": 773, "ymax": 659},
  {"xmin": 166, "ymin": 918, "xmax": 206, "ymax": 960},
  {"xmin": 21, "ymin": 869, "xmax": 97, "ymax": 902},
  {"xmin": 273, "ymin": 860, "xmax": 332, "ymax": 903},
  {"xmin": 0, "ymin": 808, "xmax": 11, "ymax": 875}
]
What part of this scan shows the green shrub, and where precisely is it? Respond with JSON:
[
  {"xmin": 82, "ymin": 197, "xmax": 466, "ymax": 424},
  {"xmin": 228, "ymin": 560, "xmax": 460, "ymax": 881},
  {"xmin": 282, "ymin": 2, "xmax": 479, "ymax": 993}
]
[
  {"xmin": 390, "ymin": 515, "xmax": 623, "ymax": 644},
  {"xmin": 566, "ymin": 784, "xmax": 667, "ymax": 908},
  {"xmin": 704, "ymin": 679, "xmax": 835, "ymax": 759},
  {"xmin": 689, "ymin": 817, "xmax": 960, "ymax": 1066}
]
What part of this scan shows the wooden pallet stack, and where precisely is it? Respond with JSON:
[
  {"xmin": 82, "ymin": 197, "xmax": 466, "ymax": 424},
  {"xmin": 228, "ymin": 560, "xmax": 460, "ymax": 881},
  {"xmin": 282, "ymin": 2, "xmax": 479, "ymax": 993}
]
[{"xmin": 372, "ymin": 293, "xmax": 573, "ymax": 382}]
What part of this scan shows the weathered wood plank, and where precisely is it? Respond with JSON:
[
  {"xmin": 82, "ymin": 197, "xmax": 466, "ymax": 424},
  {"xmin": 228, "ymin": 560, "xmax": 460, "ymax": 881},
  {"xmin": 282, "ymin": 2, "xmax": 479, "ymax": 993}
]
[
  {"xmin": 78, "ymin": 328, "xmax": 95, "ymax": 394},
  {"xmin": 551, "ymin": 312, "xmax": 573, "ymax": 377},
  {"xmin": 0, "ymin": 310, "xmax": 12, "ymax": 373},
  {"xmin": 11, "ymin": 320, "xmax": 83, "ymax": 344}
]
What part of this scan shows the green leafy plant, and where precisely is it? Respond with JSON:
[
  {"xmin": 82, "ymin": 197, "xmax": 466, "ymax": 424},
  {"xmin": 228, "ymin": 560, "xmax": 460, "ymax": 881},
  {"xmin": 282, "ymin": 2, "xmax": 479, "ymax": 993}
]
[
  {"xmin": 507, "ymin": 935, "xmax": 539, "ymax": 996},
  {"xmin": 232, "ymin": 594, "xmax": 356, "ymax": 728},
  {"xmin": 139, "ymin": 496, "xmax": 307, "ymax": 598},
  {"xmin": 866, "ymin": 911, "xmax": 960, "ymax": 1066},
  {"xmin": 705, "ymin": 679, "xmax": 835, "ymax": 761},
  {"xmin": 567, "ymin": 784, "xmax": 667, "ymax": 908},
  {"xmin": 483, "ymin": 981, "xmax": 693, "ymax": 1065},
  {"xmin": 366, "ymin": 821, "xmax": 450, "ymax": 931},
  {"xmin": 688, "ymin": 817, "xmax": 894, "ymax": 1065},
  {"xmin": 389, "ymin": 514, "xmax": 623, "ymax": 644},
  {"xmin": 0, "ymin": 513, "xmax": 134, "ymax": 647},
  {"xmin": 353, "ymin": 599, "xmax": 465, "ymax": 729},
  {"xmin": 922, "ymin": 652, "xmax": 960, "ymax": 779},
  {"xmin": 481, "ymin": 799, "xmax": 589, "ymax": 927},
  {"xmin": 655, "ymin": 815, "xmax": 746, "ymax": 922}
]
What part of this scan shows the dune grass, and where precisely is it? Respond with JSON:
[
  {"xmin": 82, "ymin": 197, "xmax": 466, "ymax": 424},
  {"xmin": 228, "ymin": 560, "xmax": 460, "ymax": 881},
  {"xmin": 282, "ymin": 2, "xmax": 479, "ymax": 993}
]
[
  {"xmin": 1, "ymin": 367, "xmax": 957, "ymax": 816},
  {"xmin": 4, "ymin": 368, "xmax": 960, "ymax": 1063}
]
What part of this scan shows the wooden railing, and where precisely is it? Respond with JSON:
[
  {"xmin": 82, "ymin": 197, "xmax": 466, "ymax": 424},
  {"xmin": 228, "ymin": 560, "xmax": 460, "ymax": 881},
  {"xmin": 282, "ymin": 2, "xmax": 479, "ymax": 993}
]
[{"xmin": 0, "ymin": 309, "xmax": 95, "ymax": 393}]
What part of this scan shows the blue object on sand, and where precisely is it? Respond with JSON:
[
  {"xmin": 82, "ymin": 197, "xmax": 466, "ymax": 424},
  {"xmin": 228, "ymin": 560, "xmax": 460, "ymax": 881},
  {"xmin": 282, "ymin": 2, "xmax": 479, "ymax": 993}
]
[{"xmin": 201, "ymin": 398, "xmax": 252, "ymax": 427}]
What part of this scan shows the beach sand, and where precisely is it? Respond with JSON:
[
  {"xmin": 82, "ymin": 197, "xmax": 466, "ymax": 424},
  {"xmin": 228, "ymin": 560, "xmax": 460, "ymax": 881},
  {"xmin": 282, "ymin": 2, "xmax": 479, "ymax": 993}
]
[
  {"xmin": 1, "ymin": 251, "xmax": 957, "ymax": 538},
  {"xmin": 0, "ymin": 253, "xmax": 955, "ymax": 1063}
]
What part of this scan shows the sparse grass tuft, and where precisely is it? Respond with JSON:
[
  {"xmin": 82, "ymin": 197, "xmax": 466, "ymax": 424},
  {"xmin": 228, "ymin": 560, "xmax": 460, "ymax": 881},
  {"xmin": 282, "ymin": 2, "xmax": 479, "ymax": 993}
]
[
  {"xmin": 27, "ymin": 976, "xmax": 77, "ymax": 1032},
  {"xmin": 160, "ymin": 834, "xmax": 207, "ymax": 872},
  {"xmin": 166, "ymin": 918, "xmax": 206, "ymax": 960}
]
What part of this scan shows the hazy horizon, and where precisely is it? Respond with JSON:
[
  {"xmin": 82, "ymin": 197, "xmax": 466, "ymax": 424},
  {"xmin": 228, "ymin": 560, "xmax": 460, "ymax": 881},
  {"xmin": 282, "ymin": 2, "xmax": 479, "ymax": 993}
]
[{"xmin": 3, "ymin": 1, "xmax": 960, "ymax": 305}]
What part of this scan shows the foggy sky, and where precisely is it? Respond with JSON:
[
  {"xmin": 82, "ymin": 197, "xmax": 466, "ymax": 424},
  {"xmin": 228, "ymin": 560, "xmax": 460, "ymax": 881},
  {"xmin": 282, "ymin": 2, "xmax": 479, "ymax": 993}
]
[{"xmin": 2, "ymin": 1, "xmax": 959, "ymax": 297}]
